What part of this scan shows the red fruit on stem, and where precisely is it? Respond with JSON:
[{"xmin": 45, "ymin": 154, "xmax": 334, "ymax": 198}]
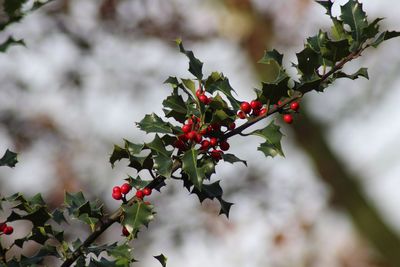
[
  {"xmin": 210, "ymin": 149, "xmax": 223, "ymax": 160},
  {"xmin": 206, "ymin": 97, "xmax": 212, "ymax": 104},
  {"xmin": 122, "ymin": 226, "xmax": 130, "ymax": 237},
  {"xmin": 209, "ymin": 137, "xmax": 218, "ymax": 147},
  {"xmin": 112, "ymin": 192, "xmax": 122, "ymax": 200},
  {"xmin": 199, "ymin": 94, "xmax": 209, "ymax": 104},
  {"xmin": 143, "ymin": 187, "xmax": 152, "ymax": 196},
  {"xmin": 0, "ymin": 223, "xmax": 7, "ymax": 232},
  {"xmin": 112, "ymin": 186, "xmax": 121, "ymax": 194},
  {"xmin": 207, "ymin": 125, "xmax": 213, "ymax": 133},
  {"xmin": 283, "ymin": 114, "xmax": 293, "ymax": 124},
  {"xmin": 196, "ymin": 89, "xmax": 203, "ymax": 98},
  {"xmin": 195, "ymin": 133, "xmax": 203, "ymax": 143},
  {"xmin": 277, "ymin": 100, "xmax": 283, "ymax": 106},
  {"xmin": 182, "ymin": 124, "xmax": 191, "ymax": 134},
  {"xmin": 3, "ymin": 226, "xmax": 13, "ymax": 235},
  {"xmin": 290, "ymin": 101, "xmax": 300, "ymax": 111},
  {"xmin": 199, "ymin": 128, "xmax": 208, "ymax": 135},
  {"xmin": 136, "ymin": 190, "xmax": 144, "ymax": 199},
  {"xmin": 237, "ymin": 111, "xmax": 246, "ymax": 119},
  {"xmin": 252, "ymin": 108, "xmax": 261, "ymax": 116},
  {"xmin": 220, "ymin": 140, "xmax": 230, "ymax": 151},
  {"xmin": 228, "ymin": 122, "xmax": 236, "ymax": 130},
  {"xmin": 178, "ymin": 134, "xmax": 188, "ymax": 142},
  {"xmin": 240, "ymin": 102, "xmax": 252, "ymax": 114},
  {"xmin": 120, "ymin": 183, "xmax": 132, "ymax": 194},
  {"xmin": 200, "ymin": 140, "xmax": 210, "ymax": 150},
  {"xmin": 211, "ymin": 123, "xmax": 220, "ymax": 132},
  {"xmin": 174, "ymin": 140, "xmax": 186, "ymax": 150},
  {"xmin": 260, "ymin": 108, "xmax": 267, "ymax": 116},
  {"xmin": 187, "ymin": 131, "xmax": 197, "ymax": 141},
  {"xmin": 250, "ymin": 100, "xmax": 262, "ymax": 110}
]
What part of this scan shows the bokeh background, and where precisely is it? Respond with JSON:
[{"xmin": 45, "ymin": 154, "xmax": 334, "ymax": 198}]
[{"xmin": 1, "ymin": 0, "xmax": 400, "ymax": 266}]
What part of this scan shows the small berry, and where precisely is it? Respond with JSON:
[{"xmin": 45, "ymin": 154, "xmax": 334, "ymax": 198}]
[
  {"xmin": 290, "ymin": 101, "xmax": 300, "ymax": 111},
  {"xmin": 252, "ymin": 108, "xmax": 261, "ymax": 116},
  {"xmin": 228, "ymin": 122, "xmax": 236, "ymax": 130},
  {"xmin": 3, "ymin": 226, "xmax": 13, "ymax": 235},
  {"xmin": 250, "ymin": 100, "xmax": 262, "ymax": 110},
  {"xmin": 207, "ymin": 125, "xmax": 213, "ymax": 132},
  {"xmin": 199, "ymin": 94, "xmax": 209, "ymax": 104},
  {"xmin": 240, "ymin": 102, "xmax": 252, "ymax": 114},
  {"xmin": 211, "ymin": 123, "xmax": 220, "ymax": 132},
  {"xmin": 206, "ymin": 97, "xmax": 212, "ymax": 104},
  {"xmin": 210, "ymin": 149, "xmax": 223, "ymax": 160},
  {"xmin": 220, "ymin": 140, "xmax": 230, "ymax": 151},
  {"xmin": 195, "ymin": 133, "xmax": 203, "ymax": 143},
  {"xmin": 196, "ymin": 89, "xmax": 203, "ymax": 98},
  {"xmin": 174, "ymin": 139, "xmax": 186, "ymax": 150},
  {"xmin": 136, "ymin": 190, "xmax": 144, "ymax": 199},
  {"xmin": 112, "ymin": 186, "xmax": 121, "ymax": 194},
  {"xmin": 237, "ymin": 111, "xmax": 246, "ymax": 119},
  {"xmin": 260, "ymin": 108, "xmax": 267, "ymax": 116},
  {"xmin": 209, "ymin": 137, "xmax": 218, "ymax": 147},
  {"xmin": 120, "ymin": 183, "xmax": 132, "ymax": 195},
  {"xmin": 200, "ymin": 140, "xmax": 210, "ymax": 150},
  {"xmin": 277, "ymin": 100, "xmax": 283, "ymax": 106},
  {"xmin": 112, "ymin": 192, "xmax": 122, "ymax": 200},
  {"xmin": 143, "ymin": 187, "xmax": 152, "ymax": 196},
  {"xmin": 182, "ymin": 124, "xmax": 191, "ymax": 134},
  {"xmin": 0, "ymin": 223, "xmax": 7, "ymax": 232},
  {"xmin": 122, "ymin": 226, "xmax": 130, "ymax": 237},
  {"xmin": 199, "ymin": 128, "xmax": 208, "ymax": 135},
  {"xmin": 187, "ymin": 131, "xmax": 197, "ymax": 141},
  {"xmin": 178, "ymin": 134, "xmax": 188, "ymax": 142},
  {"xmin": 283, "ymin": 114, "xmax": 293, "ymax": 124}
]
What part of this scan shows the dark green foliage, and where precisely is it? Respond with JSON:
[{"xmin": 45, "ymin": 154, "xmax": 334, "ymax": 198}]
[{"xmin": 0, "ymin": 149, "xmax": 18, "ymax": 167}]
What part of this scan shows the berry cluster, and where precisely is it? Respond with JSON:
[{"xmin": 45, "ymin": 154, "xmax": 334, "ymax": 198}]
[
  {"xmin": 237, "ymin": 100, "xmax": 266, "ymax": 119},
  {"xmin": 112, "ymin": 183, "xmax": 152, "ymax": 201},
  {"xmin": 196, "ymin": 88, "xmax": 212, "ymax": 105},
  {"xmin": 0, "ymin": 222, "xmax": 13, "ymax": 236}
]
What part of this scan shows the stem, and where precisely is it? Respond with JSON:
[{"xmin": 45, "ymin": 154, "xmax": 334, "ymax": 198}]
[{"xmin": 61, "ymin": 47, "xmax": 365, "ymax": 267}]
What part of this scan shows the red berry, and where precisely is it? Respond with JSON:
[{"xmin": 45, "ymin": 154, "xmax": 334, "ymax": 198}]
[
  {"xmin": 277, "ymin": 100, "xmax": 283, "ymax": 106},
  {"xmin": 199, "ymin": 94, "xmax": 209, "ymax": 104},
  {"xmin": 136, "ymin": 190, "xmax": 144, "ymax": 199},
  {"xmin": 196, "ymin": 89, "xmax": 203, "ymax": 98},
  {"xmin": 120, "ymin": 183, "xmax": 132, "ymax": 194},
  {"xmin": 237, "ymin": 111, "xmax": 246, "ymax": 119},
  {"xmin": 211, "ymin": 123, "xmax": 220, "ymax": 132},
  {"xmin": 200, "ymin": 140, "xmax": 210, "ymax": 150},
  {"xmin": 228, "ymin": 122, "xmax": 236, "ymax": 130},
  {"xmin": 209, "ymin": 137, "xmax": 218, "ymax": 147},
  {"xmin": 206, "ymin": 97, "xmax": 212, "ymax": 104},
  {"xmin": 240, "ymin": 102, "xmax": 252, "ymax": 114},
  {"xmin": 283, "ymin": 114, "xmax": 293, "ymax": 124},
  {"xmin": 207, "ymin": 125, "xmax": 213, "ymax": 132},
  {"xmin": 3, "ymin": 226, "xmax": 13, "ymax": 235},
  {"xmin": 182, "ymin": 124, "xmax": 191, "ymax": 134},
  {"xmin": 122, "ymin": 226, "xmax": 130, "ymax": 236},
  {"xmin": 187, "ymin": 131, "xmax": 197, "ymax": 141},
  {"xmin": 174, "ymin": 140, "xmax": 186, "ymax": 150},
  {"xmin": 195, "ymin": 133, "xmax": 203, "ymax": 143},
  {"xmin": 199, "ymin": 128, "xmax": 208, "ymax": 135},
  {"xmin": 260, "ymin": 108, "xmax": 267, "ymax": 116},
  {"xmin": 112, "ymin": 186, "xmax": 121, "ymax": 194},
  {"xmin": 210, "ymin": 149, "xmax": 223, "ymax": 160},
  {"xmin": 290, "ymin": 101, "xmax": 300, "ymax": 111},
  {"xmin": 112, "ymin": 192, "xmax": 122, "ymax": 200},
  {"xmin": 252, "ymin": 108, "xmax": 261, "ymax": 116},
  {"xmin": 0, "ymin": 223, "xmax": 7, "ymax": 232},
  {"xmin": 250, "ymin": 100, "xmax": 262, "ymax": 110},
  {"xmin": 219, "ymin": 140, "xmax": 230, "ymax": 151},
  {"xmin": 143, "ymin": 187, "xmax": 152, "ymax": 196}
]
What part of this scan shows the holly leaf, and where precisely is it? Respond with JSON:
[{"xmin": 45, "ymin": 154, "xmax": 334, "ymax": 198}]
[
  {"xmin": 340, "ymin": 0, "xmax": 368, "ymax": 50},
  {"xmin": 0, "ymin": 37, "xmax": 25, "ymax": 52},
  {"xmin": 251, "ymin": 120, "xmax": 284, "ymax": 158},
  {"xmin": 176, "ymin": 39, "xmax": 203, "ymax": 80},
  {"xmin": 122, "ymin": 202, "xmax": 155, "ymax": 236},
  {"xmin": 222, "ymin": 153, "xmax": 247, "ymax": 166},
  {"xmin": 182, "ymin": 149, "xmax": 205, "ymax": 189},
  {"xmin": 206, "ymin": 72, "xmax": 241, "ymax": 110},
  {"xmin": 137, "ymin": 113, "xmax": 174, "ymax": 134},
  {"xmin": 334, "ymin": 67, "xmax": 369, "ymax": 80},
  {"xmin": 154, "ymin": 254, "xmax": 168, "ymax": 267},
  {"xmin": 258, "ymin": 75, "xmax": 290, "ymax": 104},
  {"xmin": 371, "ymin": 31, "xmax": 400, "ymax": 48},
  {"xmin": 296, "ymin": 46, "xmax": 320, "ymax": 81},
  {"xmin": 0, "ymin": 149, "xmax": 18, "ymax": 168},
  {"xmin": 218, "ymin": 198, "xmax": 234, "ymax": 218},
  {"xmin": 162, "ymin": 93, "xmax": 188, "ymax": 123}
]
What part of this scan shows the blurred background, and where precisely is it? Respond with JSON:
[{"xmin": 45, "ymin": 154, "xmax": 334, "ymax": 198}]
[{"xmin": 1, "ymin": 0, "xmax": 400, "ymax": 266}]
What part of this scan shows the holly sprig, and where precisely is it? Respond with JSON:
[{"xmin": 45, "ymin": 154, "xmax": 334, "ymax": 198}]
[{"xmin": 1, "ymin": 0, "xmax": 400, "ymax": 266}]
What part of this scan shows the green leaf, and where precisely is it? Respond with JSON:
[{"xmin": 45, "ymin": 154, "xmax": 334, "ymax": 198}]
[
  {"xmin": 222, "ymin": 153, "xmax": 247, "ymax": 166},
  {"xmin": 296, "ymin": 46, "xmax": 320, "ymax": 80},
  {"xmin": 122, "ymin": 202, "xmax": 155, "ymax": 235},
  {"xmin": 0, "ymin": 149, "xmax": 18, "ymax": 167},
  {"xmin": 182, "ymin": 149, "xmax": 205, "ymax": 189},
  {"xmin": 137, "ymin": 113, "xmax": 174, "ymax": 134},
  {"xmin": 251, "ymin": 120, "xmax": 284, "ymax": 158},
  {"xmin": 371, "ymin": 31, "xmax": 400, "ymax": 48},
  {"xmin": 340, "ymin": 0, "xmax": 368, "ymax": 50},
  {"xmin": 258, "ymin": 49, "xmax": 283, "ymax": 65},
  {"xmin": 258, "ymin": 75, "xmax": 290, "ymax": 104},
  {"xmin": 191, "ymin": 181, "xmax": 223, "ymax": 202},
  {"xmin": 0, "ymin": 37, "xmax": 25, "ymax": 52},
  {"xmin": 218, "ymin": 198, "xmax": 233, "ymax": 218},
  {"xmin": 162, "ymin": 93, "xmax": 188, "ymax": 123},
  {"xmin": 206, "ymin": 72, "xmax": 241, "ymax": 110},
  {"xmin": 176, "ymin": 39, "xmax": 203, "ymax": 80},
  {"xmin": 154, "ymin": 254, "xmax": 168, "ymax": 267},
  {"xmin": 181, "ymin": 78, "xmax": 196, "ymax": 96},
  {"xmin": 334, "ymin": 67, "xmax": 369, "ymax": 80}
]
